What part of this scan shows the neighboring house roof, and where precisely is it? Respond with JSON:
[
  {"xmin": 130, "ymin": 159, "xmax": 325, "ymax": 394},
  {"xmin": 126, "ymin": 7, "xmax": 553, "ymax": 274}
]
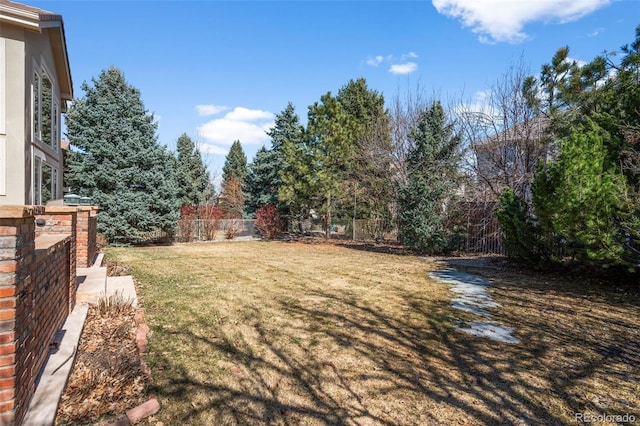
[
  {"xmin": 475, "ymin": 116, "xmax": 550, "ymax": 151},
  {"xmin": 0, "ymin": 0, "xmax": 73, "ymax": 108}
]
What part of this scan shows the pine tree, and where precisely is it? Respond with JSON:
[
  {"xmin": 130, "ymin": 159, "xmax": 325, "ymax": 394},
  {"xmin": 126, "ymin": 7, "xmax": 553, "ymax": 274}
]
[
  {"xmin": 306, "ymin": 92, "xmax": 358, "ymax": 237},
  {"xmin": 222, "ymin": 140, "xmax": 247, "ymax": 183},
  {"xmin": 398, "ymin": 101, "xmax": 462, "ymax": 253},
  {"xmin": 520, "ymin": 25, "xmax": 640, "ymax": 273},
  {"xmin": 245, "ymin": 103, "xmax": 304, "ymax": 217},
  {"xmin": 279, "ymin": 135, "xmax": 315, "ymax": 221},
  {"xmin": 65, "ymin": 66, "xmax": 179, "ymax": 243},
  {"xmin": 336, "ymin": 78, "xmax": 394, "ymax": 223},
  {"xmin": 175, "ymin": 133, "xmax": 213, "ymax": 207},
  {"xmin": 532, "ymin": 121, "xmax": 630, "ymax": 269}
]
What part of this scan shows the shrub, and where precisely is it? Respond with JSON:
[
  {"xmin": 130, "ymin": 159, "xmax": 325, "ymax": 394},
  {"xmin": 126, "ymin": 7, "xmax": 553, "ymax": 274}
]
[
  {"xmin": 199, "ymin": 205, "xmax": 223, "ymax": 240},
  {"xmin": 496, "ymin": 188, "xmax": 545, "ymax": 266},
  {"xmin": 255, "ymin": 205, "xmax": 283, "ymax": 240}
]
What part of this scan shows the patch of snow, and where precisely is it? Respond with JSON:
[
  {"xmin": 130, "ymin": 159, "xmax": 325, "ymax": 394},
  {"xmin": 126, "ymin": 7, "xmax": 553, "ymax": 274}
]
[
  {"xmin": 450, "ymin": 299, "xmax": 492, "ymax": 317},
  {"xmin": 455, "ymin": 321, "xmax": 520, "ymax": 344},
  {"xmin": 430, "ymin": 269, "xmax": 520, "ymax": 344}
]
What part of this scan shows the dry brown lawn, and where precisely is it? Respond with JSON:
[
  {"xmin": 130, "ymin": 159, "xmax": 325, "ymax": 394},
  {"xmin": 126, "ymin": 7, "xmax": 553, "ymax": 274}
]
[{"xmin": 106, "ymin": 241, "xmax": 640, "ymax": 426}]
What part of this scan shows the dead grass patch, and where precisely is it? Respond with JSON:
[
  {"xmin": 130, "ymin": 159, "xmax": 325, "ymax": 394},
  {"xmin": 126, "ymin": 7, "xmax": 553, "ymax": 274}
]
[{"xmin": 105, "ymin": 241, "xmax": 640, "ymax": 425}]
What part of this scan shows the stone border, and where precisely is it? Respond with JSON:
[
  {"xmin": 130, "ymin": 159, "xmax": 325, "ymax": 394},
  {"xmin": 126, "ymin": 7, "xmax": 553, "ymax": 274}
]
[{"xmin": 94, "ymin": 306, "xmax": 159, "ymax": 425}]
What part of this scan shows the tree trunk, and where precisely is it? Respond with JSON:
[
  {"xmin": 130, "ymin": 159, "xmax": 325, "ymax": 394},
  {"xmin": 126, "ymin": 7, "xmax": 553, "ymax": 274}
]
[{"xmin": 325, "ymin": 193, "xmax": 331, "ymax": 239}]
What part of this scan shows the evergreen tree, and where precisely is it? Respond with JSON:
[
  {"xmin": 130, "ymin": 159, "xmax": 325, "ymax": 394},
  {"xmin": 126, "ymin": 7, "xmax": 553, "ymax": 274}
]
[
  {"xmin": 496, "ymin": 188, "xmax": 547, "ymax": 265},
  {"xmin": 515, "ymin": 25, "xmax": 640, "ymax": 273},
  {"xmin": 266, "ymin": 102, "xmax": 305, "ymax": 151},
  {"xmin": 220, "ymin": 140, "xmax": 248, "ymax": 217},
  {"xmin": 222, "ymin": 140, "xmax": 247, "ymax": 183},
  {"xmin": 279, "ymin": 134, "xmax": 315, "ymax": 221},
  {"xmin": 336, "ymin": 78, "xmax": 394, "ymax": 223},
  {"xmin": 337, "ymin": 78, "xmax": 387, "ymax": 131},
  {"xmin": 306, "ymin": 92, "xmax": 358, "ymax": 236},
  {"xmin": 245, "ymin": 146, "xmax": 285, "ymax": 215},
  {"xmin": 398, "ymin": 101, "xmax": 462, "ymax": 253},
  {"xmin": 175, "ymin": 133, "xmax": 213, "ymax": 207},
  {"xmin": 532, "ymin": 121, "xmax": 631, "ymax": 269},
  {"xmin": 246, "ymin": 103, "xmax": 304, "ymax": 216},
  {"xmin": 65, "ymin": 66, "xmax": 179, "ymax": 243}
]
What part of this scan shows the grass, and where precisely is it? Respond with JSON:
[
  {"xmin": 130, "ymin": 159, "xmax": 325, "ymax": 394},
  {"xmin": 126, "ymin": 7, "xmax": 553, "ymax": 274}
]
[{"xmin": 106, "ymin": 241, "xmax": 640, "ymax": 425}]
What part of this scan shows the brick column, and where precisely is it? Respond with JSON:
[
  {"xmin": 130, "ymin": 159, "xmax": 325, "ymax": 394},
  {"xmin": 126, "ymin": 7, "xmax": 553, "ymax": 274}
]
[
  {"xmin": 76, "ymin": 207, "xmax": 99, "ymax": 268},
  {"xmin": 36, "ymin": 206, "xmax": 78, "ymax": 311},
  {"xmin": 0, "ymin": 206, "xmax": 43, "ymax": 426}
]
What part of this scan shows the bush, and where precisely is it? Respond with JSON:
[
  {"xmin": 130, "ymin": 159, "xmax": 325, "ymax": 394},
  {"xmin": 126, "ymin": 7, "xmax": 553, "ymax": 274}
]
[
  {"xmin": 496, "ymin": 188, "xmax": 545, "ymax": 266},
  {"xmin": 224, "ymin": 219, "xmax": 243, "ymax": 240},
  {"xmin": 255, "ymin": 205, "xmax": 283, "ymax": 240},
  {"xmin": 178, "ymin": 205, "xmax": 224, "ymax": 242},
  {"xmin": 199, "ymin": 205, "xmax": 223, "ymax": 240}
]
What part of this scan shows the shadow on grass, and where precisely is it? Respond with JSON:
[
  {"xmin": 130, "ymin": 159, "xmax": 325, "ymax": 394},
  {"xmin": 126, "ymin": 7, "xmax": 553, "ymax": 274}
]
[
  {"xmin": 143, "ymin": 259, "xmax": 640, "ymax": 425},
  {"xmin": 336, "ymin": 242, "xmax": 412, "ymax": 257},
  {"xmin": 146, "ymin": 291, "xmax": 640, "ymax": 425}
]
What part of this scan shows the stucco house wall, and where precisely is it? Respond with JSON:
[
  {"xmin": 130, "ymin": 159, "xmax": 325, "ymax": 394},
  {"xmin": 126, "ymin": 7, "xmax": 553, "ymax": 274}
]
[{"xmin": 0, "ymin": 0, "xmax": 72, "ymax": 205}]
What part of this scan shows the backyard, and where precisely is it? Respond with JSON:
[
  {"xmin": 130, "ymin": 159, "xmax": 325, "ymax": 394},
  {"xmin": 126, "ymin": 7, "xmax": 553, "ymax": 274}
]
[{"xmin": 106, "ymin": 241, "xmax": 640, "ymax": 425}]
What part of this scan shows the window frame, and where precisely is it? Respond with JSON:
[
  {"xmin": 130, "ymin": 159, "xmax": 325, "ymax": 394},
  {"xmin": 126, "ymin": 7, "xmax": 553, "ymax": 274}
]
[
  {"xmin": 32, "ymin": 149, "xmax": 58, "ymax": 205},
  {"xmin": 31, "ymin": 59, "xmax": 59, "ymax": 152},
  {"xmin": 31, "ymin": 66, "xmax": 41, "ymax": 143},
  {"xmin": 0, "ymin": 38, "xmax": 5, "ymax": 196}
]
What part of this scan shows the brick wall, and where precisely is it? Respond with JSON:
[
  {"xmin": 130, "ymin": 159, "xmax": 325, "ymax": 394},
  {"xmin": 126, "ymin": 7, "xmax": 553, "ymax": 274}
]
[
  {"xmin": 35, "ymin": 207, "xmax": 78, "ymax": 311},
  {"xmin": 76, "ymin": 207, "xmax": 98, "ymax": 268},
  {"xmin": 0, "ymin": 206, "xmax": 74, "ymax": 426}
]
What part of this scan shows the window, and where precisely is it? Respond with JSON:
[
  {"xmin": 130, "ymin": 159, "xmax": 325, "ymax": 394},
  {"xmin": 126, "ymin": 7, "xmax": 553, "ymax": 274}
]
[
  {"xmin": 42, "ymin": 71, "xmax": 53, "ymax": 149},
  {"xmin": 31, "ymin": 66, "xmax": 58, "ymax": 151},
  {"xmin": 42, "ymin": 162, "xmax": 52, "ymax": 204},
  {"xmin": 33, "ymin": 153, "xmax": 57, "ymax": 205},
  {"xmin": 33, "ymin": 156, "xmax": 41, "ymax": 204}
]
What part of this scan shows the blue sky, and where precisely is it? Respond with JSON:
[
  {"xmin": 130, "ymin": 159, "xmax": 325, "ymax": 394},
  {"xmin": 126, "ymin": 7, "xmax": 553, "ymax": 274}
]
[{"xmin": 28, "ymin": 0, "xmax": 640, "ymax": 176}]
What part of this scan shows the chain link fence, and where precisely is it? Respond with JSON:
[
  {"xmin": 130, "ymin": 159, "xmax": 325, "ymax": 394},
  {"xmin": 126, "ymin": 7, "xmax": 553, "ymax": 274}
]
[
  {"xmin": 173, "ymin": 204, "xmax": 503, "ymax": 254},
  {"xmin": 176, "ymin": 219, "xmax": 257, "ymax": 242}
]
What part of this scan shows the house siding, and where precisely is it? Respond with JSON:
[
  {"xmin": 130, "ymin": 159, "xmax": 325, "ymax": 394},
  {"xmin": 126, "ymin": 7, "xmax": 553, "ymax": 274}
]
[
  {"xmin": 0, "ymin": 20, "xmax": 64, "ymax": 206},
  {"xmin": 0, "ymin": 24, "xmax": 26, "ymax": 205}
]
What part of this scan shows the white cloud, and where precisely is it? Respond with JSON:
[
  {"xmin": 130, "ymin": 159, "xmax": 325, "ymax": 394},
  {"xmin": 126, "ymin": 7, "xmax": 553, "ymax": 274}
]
[
  {"xmin": 225, "ymin": 107, "xmax": 274, "ymax": 122},
  {"xmin": 432, "ymin": 0, "xmax": 610, "ymax": 44},
  {"xmin": 199, "ymin": 144, "xmax": 229, "ymax": 156},
  {"xmin": 389, "ymin": 62, "xmax": 418, "ymax": 75},
  {"xmin": 402, "ymin": 52, "xmax": 419, "ymax": 60},
  {"xmin": 196, "ymin": 107, "xmax": 275, "ymax": 147},
  {"xmin": 195, "ymin": 104, "xmax": 228, "ymax": 116},
  {"xmin": 366, "ymin": 55, "xmax": 385, "ymax": 67},
  {"xmin": 457, "ymin": 90, "xmax": 498, "ymax": 117}
]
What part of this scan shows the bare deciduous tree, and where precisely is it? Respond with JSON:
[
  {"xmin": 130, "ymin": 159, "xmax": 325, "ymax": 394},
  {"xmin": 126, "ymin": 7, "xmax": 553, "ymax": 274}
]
[{"xmin": 456, "ymin": 58, "xmax": 552, "ymax": 202}]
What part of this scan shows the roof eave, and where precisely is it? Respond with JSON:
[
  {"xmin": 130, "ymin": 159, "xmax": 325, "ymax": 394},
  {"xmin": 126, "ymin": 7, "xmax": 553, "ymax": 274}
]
[
  {"xmin": 46, "ymin": 21, "xmax": 74, "ymax": 107},
  {"xmin": 0, "ymin": 2, "xmax": 73, "ymax": 107},
  {"xmin": 0, "ymin": 2, "xmax": 40, "ymax": 30}
]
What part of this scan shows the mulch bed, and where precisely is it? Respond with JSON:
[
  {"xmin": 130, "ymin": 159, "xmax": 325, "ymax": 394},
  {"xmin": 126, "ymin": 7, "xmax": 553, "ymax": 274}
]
[{"xmin": 55, "ymin": 301, "xmax": 150, "ymax": 425}]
